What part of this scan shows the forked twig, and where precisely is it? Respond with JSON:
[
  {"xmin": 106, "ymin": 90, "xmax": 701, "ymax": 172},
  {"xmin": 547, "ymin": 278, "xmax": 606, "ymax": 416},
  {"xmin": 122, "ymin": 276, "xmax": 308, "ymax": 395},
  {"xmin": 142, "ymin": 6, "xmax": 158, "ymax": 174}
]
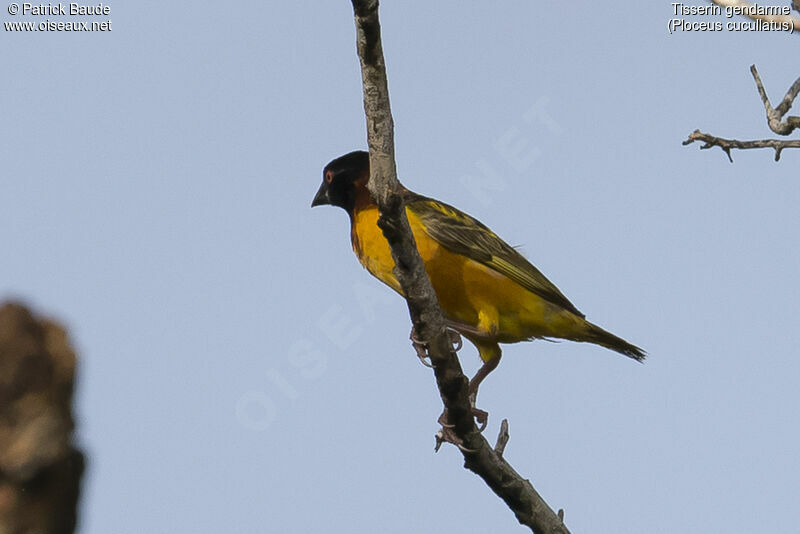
[{"xmin": 684, "ymin": 65, "xmax": 800, "ymax": 161}]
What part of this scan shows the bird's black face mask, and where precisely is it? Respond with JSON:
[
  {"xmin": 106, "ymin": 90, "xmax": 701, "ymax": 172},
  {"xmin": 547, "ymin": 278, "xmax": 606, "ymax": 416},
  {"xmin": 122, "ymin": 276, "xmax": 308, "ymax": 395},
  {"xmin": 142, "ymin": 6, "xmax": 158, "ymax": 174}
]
[{"xmin": 311, "ymin": 150, "xmax": 369, "ymax": 213}]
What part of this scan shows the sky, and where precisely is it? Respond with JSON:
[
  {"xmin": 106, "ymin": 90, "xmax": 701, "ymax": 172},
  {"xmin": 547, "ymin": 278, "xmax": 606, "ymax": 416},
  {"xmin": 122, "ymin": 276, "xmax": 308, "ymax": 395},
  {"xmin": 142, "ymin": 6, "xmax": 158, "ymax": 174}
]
[{"xmin": 2, "ymin": 2, "xmax": 799, "ymax": 533}]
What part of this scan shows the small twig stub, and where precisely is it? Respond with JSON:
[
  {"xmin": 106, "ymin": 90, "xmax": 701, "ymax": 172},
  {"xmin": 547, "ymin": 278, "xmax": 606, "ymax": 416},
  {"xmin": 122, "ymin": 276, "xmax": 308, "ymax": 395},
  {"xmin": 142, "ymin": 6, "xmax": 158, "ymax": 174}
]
[{"xmin": 495, "ymin": 419, "xmax": 510, "ymax": 457}]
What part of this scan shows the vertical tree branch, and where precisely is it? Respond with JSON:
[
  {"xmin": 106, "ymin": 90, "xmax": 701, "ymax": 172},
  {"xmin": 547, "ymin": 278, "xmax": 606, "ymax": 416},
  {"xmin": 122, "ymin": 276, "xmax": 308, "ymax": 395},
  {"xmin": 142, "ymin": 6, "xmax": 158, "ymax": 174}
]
[{"xmin": 349, "ymin": 2, "xmax": 570, "ymax": 532}]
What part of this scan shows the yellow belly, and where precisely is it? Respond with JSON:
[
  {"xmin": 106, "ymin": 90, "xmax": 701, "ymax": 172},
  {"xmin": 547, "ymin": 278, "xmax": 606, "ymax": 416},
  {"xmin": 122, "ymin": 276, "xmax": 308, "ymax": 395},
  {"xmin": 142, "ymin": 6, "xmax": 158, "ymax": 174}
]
[{"xmin": 351, "ymin": 206, "xmax": 582, "ymax": 344}]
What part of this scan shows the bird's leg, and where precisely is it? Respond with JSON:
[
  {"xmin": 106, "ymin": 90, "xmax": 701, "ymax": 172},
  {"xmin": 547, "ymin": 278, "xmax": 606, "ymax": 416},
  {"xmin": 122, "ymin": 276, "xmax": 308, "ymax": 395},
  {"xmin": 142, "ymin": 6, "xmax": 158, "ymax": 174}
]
[
  {"xmin": 467, "ymin": 354, "xmax": 502, "ymax": 431},
  {"xmin": 436, "ymin": 352, "xmax": 501, "ymax": 434},
  {"xmin": 410, "ymin": 326, "xmax": 463, "ymax": 368}
]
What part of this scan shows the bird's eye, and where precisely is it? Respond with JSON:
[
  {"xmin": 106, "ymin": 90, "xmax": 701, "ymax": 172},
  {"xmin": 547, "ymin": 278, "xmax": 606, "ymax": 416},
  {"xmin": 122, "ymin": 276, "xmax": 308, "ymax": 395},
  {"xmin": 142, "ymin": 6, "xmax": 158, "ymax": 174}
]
[{"xmin": 325, "ymin": 171, "xmax": 334, "ymax": 183}]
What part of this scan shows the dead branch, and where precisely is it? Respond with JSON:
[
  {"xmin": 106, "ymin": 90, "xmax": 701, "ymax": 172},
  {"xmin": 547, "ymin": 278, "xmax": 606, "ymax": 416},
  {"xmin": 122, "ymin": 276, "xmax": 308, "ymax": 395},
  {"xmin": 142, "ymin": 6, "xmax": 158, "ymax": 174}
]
[
  {"xmin": 684, "ymin": 65, "xmax": 800, "ymax": 161},
  {"xmin": 683, "ymin": 129, "xmax": 800, "ymax": 161},
  {"xmin": 349, "ymin": 1, "xmax": 569, "ymax": 532},
  {"xmin": 750, "ymin": 65, "xmax": 800, "ymax": 135}
]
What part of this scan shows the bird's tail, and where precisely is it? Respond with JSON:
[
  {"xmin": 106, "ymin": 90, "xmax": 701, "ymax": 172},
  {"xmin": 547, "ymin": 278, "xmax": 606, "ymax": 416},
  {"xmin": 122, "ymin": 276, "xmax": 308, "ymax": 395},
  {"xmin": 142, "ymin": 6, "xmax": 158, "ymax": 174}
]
[{"xmin": 580, "ymin": 321, "xmax": 646, "ymax": 361}]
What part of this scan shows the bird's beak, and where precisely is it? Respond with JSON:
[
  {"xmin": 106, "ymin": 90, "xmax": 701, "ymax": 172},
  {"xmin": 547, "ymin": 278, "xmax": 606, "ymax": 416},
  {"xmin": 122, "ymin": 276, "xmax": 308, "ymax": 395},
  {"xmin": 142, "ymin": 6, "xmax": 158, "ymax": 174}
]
[{"xmin": 311, "ymin": 182, "xmax": 330, "ymax": 207}]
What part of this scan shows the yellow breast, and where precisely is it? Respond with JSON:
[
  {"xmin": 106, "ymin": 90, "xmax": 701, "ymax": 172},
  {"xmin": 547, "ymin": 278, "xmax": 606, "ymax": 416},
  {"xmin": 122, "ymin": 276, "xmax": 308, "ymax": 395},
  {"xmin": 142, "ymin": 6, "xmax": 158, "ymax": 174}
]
[{"xmin": 350, "ymin": 205, "xmax": 581, "ymax": 344}]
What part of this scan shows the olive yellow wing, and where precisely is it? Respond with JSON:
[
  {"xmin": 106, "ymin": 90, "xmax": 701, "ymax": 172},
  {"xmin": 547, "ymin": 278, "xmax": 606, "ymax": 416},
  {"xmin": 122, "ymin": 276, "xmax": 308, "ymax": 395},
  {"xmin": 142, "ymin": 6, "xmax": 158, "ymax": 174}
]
[{"xmin": 404, "ymin": 192, "xmax": 585, "ymax": 318}]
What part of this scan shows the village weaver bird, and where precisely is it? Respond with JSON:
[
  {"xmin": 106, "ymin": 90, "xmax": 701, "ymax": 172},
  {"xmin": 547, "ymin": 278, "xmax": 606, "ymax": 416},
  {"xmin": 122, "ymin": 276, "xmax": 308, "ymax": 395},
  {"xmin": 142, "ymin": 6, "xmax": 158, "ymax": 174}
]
[{"xmin": 312, "ymin": 150, "xmax": 644, "ymax": 423}]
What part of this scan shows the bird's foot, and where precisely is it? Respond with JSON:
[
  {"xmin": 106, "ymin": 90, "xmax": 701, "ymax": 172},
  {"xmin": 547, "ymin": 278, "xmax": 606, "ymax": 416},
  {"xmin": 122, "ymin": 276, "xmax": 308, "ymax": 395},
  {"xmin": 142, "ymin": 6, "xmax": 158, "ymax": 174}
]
[
  {"xmin": 468, "ymin": 391, "xmax": 489, "ymax": 431},
  {"xmin": 409, "ymin": 327, "xmax": 432, "ymax": 368},
  {"xmin": 471, "ymin": 407, "xmax": 489, "ymax": 432},
  {"xmin": 409, "ymin": 327, "xmax": 463, "ymax": 368},
  {"xmin": 437, "ymin": 409, "xmax": 456, "ymax": 429},
  {"xmin": 435, "ymin": 410, "xmax": 478, "ymax": 453},
  {"xmin": 437, "ymin": 404, "xmax": 489, "ymax": 435},
  {"xmin": 435, "ymin": 426, "xmax": 475, "ymax": 453}
]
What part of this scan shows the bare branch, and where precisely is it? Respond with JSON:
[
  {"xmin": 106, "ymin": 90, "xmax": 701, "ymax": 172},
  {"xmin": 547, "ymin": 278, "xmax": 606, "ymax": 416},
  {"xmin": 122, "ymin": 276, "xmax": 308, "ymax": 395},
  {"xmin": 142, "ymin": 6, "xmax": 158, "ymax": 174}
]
[
  {"xmin": 684, "ymin": 65, "xmax": 800, "ymax": 161},
  {"xmin": 768, "ymin": 76, "xmax": 800, "ymax": 120},
  {"xmin": 750, "ymin": 65, "xmax": 774, "ymax": 115},
  {"xmin": 709, "ymin": 0, "xmax": 800, "ymax": 33},
  {"xmin": 683, "ymin": 129, "xmax": 800, "ymax": 161},
  {"xmin": 350, "ymin": 1, "xmax": 570, "ymax": 532},
  {"xmin": 750, "ymin": 65, "xmax": 800, "ymax": 135}
]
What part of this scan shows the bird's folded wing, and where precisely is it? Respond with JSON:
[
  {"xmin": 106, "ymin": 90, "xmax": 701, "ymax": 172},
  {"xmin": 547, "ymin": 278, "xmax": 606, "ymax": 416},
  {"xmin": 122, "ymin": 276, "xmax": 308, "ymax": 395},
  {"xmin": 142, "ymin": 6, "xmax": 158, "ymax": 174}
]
[{"xmin": 404, "ymin": 193, "xmax": 584, "ymax": 318}]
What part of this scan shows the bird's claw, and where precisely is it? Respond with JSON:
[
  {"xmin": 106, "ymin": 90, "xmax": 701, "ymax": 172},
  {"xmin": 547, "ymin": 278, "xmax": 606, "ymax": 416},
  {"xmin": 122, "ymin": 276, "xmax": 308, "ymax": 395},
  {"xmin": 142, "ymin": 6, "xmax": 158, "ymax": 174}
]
[
  {"xmin": 437, "ymin": 405, "xmax": 489, "ymax": 436},
  {"xmin": 466, "ymin": 391, "xmax": 489, "ymax": 431},
  {"xmin": 448, "ymin": 328, "xmax": 462, "ymax": 352},
  {"xmin": 437, "ymin": 410, "xmax": 456, "ymax": 428},
  {"xmin": 410, "ymin": 327, "xmax": 463, "ymax": 368},
  {"xmin": 472, "ymin": 407, "xmax": 489, "ymax": 432},
  {"xmin": 435, "ymin": 410, "xmax": 478, "ymax": 453},
  {"xmin": 435, "ymin": 427, "xmax": 477, "ymax": 453},
  {"xmin": 410, "ymin": 329, "xmax": 433, "ymax": 367}
]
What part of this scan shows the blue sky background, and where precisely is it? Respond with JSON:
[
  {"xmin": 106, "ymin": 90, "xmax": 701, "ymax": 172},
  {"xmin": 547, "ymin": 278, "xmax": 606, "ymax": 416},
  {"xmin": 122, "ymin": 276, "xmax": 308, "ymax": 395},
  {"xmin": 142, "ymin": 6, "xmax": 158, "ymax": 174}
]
[{"xmin": 2, "ymin": 2, "xmax": 799, "ymax": 532}]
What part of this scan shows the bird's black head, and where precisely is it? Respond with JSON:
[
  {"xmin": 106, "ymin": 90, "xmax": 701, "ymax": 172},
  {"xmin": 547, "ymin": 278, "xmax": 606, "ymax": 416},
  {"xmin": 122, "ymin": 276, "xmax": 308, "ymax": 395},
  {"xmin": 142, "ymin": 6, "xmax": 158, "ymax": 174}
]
[{"xmin": 311, "ymin": 150, "xmax": 370, "ymax": 213}]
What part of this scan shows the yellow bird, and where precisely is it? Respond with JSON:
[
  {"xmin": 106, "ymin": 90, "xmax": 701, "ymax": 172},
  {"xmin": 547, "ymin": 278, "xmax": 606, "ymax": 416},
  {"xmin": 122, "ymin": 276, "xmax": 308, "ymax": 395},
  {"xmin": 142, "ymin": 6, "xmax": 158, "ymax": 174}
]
[{"xmin": 312, "ymin": 151, "xmax": 644, "ymax": 416}]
